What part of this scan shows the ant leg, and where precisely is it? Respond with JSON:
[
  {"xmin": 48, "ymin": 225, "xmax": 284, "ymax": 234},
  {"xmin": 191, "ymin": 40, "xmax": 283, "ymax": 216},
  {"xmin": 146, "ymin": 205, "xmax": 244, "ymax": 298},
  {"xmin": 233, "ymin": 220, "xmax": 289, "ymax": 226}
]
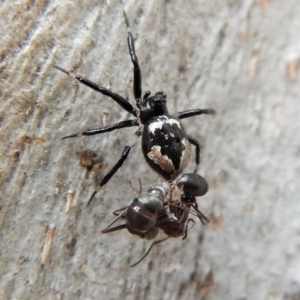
[
  {"xmin": 192, "ymin": 202, "xmax": 209, "ymax": 225},
  {"xmin": 131, "ymin": 236, "xmax": 169, "ymax": 267},
  {"xmin": 87, "ymin": 127, "xmax": 143, "ymax": 206},
  {"xmin": 52, "ymin": 65, "xmax": 138, "ymax": 117},
  {"xmin": 101, "ymin": 209, "xmax": 127, "ymax": 233},
  {"xmin": 61, "ymin": 119, "xmax": 139, "ymax": 139},
  {"xmin": 113, "ymin": 206, "xmax": 129, "ymax": 216},
  {"xmin": 182, "ymin": 219, "xmax": 196, "ymax": 240},
  {"xmin": 177, "ymin": 109, "xmax": 216, "ymax": 119},
  {"xmin": 102, "ymin": 224, "xmax": 127, "ymax": 234},
  {"xmin": 187, "ymin": 135, "xmax": 200, "ymax": 172},
  {"xmin": 123, "ymin": 11, "xmax": 142, "ymax": 105}
]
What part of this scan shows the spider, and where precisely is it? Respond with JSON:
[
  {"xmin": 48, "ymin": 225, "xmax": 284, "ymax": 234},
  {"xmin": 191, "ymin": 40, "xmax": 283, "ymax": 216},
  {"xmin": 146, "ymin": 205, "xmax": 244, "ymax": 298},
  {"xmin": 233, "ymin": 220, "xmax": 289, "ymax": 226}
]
[{"xmin": 53, "ymin": 11, "xmax": 215, "ymax": 203}]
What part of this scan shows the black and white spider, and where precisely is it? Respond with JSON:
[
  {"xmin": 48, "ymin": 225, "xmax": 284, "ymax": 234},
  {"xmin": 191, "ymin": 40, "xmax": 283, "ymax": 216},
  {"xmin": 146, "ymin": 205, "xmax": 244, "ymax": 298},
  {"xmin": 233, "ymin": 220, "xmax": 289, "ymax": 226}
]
[{"xmin": 53, "ymin": 12, "xmax": 215, "ymax": 202}]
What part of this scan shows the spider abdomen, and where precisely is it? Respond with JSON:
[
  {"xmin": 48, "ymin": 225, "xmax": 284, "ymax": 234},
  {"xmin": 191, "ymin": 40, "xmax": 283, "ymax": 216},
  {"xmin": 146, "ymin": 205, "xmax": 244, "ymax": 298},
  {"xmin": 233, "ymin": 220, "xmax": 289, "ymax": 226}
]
[{"xmin": 142, "ymin": 115, "xmax": 191, "ymax": 180}]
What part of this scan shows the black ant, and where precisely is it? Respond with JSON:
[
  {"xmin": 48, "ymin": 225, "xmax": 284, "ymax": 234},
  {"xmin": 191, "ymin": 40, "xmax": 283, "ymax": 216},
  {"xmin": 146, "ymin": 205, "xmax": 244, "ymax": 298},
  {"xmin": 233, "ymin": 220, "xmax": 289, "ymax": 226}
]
[{"xmin": 102, "ymin": 173, "xmax": 209, "ymax": 267}]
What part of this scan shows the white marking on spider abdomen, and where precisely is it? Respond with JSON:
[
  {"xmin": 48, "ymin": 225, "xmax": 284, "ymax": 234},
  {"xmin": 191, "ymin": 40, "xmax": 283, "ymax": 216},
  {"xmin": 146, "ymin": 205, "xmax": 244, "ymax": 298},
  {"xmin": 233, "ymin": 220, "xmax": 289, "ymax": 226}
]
[
  {"xmin": 179, "ymin": 138, "xmax": 191, "ymax": 171},
  {"xmin": 148, "ymin": 116, "xmax": 182, "ymax": 134},
  {"xmin": 147, "ymin": 146, "xmax": 175, "ymax": 172},
  {"xmin": 147, "ymin": 138, "xmax": 191, "ymax": 175}
]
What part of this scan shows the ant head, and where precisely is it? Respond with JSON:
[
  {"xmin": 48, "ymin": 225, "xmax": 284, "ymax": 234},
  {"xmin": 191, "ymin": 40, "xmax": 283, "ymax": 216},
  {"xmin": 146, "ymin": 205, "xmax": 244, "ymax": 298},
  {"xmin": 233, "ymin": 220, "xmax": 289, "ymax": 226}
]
[{"xmin": 177, "ymin": 173, "xmax": 209, "ymax": 197}]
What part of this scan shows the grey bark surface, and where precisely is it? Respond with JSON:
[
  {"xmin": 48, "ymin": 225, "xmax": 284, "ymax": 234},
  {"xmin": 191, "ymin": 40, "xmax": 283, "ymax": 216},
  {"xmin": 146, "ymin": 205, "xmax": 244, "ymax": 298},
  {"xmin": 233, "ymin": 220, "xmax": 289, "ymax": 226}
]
[{"xmin": 1, "ymin": 0, "xmax": 300, "ymax": 299}]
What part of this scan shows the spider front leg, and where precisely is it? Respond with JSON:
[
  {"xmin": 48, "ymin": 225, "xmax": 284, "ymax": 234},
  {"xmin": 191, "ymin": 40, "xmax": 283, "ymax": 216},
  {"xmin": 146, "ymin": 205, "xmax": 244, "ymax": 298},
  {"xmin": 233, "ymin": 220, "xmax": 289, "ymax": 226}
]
[
  {"xmin": 177, "ymin": 108, "xmax": 216, "ymax": 119},
  {"xmin": 123, "ymin": 11, "xmax": 142, "ymax": 105},
  {"xmin": 52, "ymin": 65, "xmax": 138, "ymax": 116},
  {"xmin": 61, "ymin": 119, "xmax": 139, "ymax": 139}
]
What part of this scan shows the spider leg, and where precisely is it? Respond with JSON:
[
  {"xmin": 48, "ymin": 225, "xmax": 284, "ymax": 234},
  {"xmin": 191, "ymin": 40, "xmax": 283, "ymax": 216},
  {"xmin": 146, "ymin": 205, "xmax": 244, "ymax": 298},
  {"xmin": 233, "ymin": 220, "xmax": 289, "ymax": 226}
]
[
  {"xmin": 123, "ymin": 11, "xmax": 142, "ymax": 106},
  {"xmin": 52, "ymin": 65, "xmax": 138, "ymax": 116},
  {"xmin": 187, "ymin": 135, "xmax": 200, "ymax": 172},
  {"xmin": 61, "ymin": 119, "xmax": 139, "ymax": 139},
  {"xmin": 177, "ymin": 109, "xmax": 216, "ymax": 119},
  {"xmin": 100, "ymin": 127, "xmax": 142, "ymax": 186},
  {"xmin": 87, "ymin": 126, "xmax": 143, "ymax": 206}
]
